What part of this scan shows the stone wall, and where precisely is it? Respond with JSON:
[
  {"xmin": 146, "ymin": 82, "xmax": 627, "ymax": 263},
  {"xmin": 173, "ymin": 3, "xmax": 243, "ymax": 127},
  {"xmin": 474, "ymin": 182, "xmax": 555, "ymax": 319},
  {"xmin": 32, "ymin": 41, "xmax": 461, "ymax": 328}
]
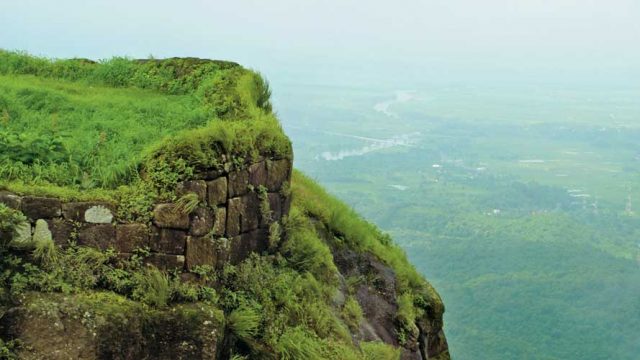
[{"xmin": 0, "ymin": 157, "xmax": 292, "ymax": 273}]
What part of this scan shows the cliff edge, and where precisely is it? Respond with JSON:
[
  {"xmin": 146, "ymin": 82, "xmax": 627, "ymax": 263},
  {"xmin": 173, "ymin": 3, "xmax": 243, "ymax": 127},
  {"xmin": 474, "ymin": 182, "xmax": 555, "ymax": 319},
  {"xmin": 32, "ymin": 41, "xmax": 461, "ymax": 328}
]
[{"xmin": 0, "ymin": 51, "xmax": 448, "ymax": 359}]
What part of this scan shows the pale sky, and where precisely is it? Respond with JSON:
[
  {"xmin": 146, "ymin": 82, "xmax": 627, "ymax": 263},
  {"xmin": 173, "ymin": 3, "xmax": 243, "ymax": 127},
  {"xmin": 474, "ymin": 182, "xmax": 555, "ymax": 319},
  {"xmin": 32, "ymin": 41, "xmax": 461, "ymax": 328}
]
[{"xmin": 1, "ymin": 0, "xmax": 639, "ymax": 86}]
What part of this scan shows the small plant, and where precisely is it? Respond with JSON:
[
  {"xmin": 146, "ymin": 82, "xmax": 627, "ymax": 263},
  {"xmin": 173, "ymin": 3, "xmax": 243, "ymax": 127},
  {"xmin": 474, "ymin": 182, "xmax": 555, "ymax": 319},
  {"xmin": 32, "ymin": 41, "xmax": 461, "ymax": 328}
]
[
  {"xmin": 253, "ymin": 73, "xmax": 272, "ymax": 113},
  {"xmin": 0, "ymin": 204, "xmax": 26, "ymax": 249},
  {"xmin": 32, "ymin": 236, "xmax": 59, "ymax": 267},
  {"xmin": 342, "ymin": 296, "xmax": 364, "ymax": 331},
  {"xmin": 257, "ymin": 185, "xmax": 273, "ymax": 224},
  {"xmin": 132, "ymin": 266, "xmax": 171, "ymax": 307},
  {"xmin": 395, "ymin": 293, "xmax": 419, "ymax": 346},
  {"xmin": 0, "ymin": 338, "xmax": 21, "ymax": 360},
  {"xmin": 175, "ymin": 192, "xmax": 200, "ymax": 214},
  {"xmin": 190, "ymin": 265, "xmax": 217, "ymax": 282},
  {"xmin": 274, "ymin": 327, "xmax": 324, "ymax": 360},
  {"xmin": 361, "ymin": 341, "xmax": 401, "ymax": 360},
  {"xmin": 227, "ymin": 305, "xmax": 261, "ymax": 341},
  {"xmin": 268, "ymin": 221, "xmax": 282, "ymax": 250}
]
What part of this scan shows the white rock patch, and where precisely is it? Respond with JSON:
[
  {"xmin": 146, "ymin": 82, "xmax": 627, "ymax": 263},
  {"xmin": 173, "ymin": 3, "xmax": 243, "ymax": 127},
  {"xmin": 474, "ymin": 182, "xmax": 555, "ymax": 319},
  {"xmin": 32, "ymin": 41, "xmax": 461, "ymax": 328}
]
[
  {"xmin": 12, "ymin": 221, "xmax": 32, "ymax": 245},
  {"xmin": 85, "ymin": 205, "xmax": 113, "ymax": 224},
  {"xmin": 33, "ymin": 219, "xmax": 52, "ymax": 243}
]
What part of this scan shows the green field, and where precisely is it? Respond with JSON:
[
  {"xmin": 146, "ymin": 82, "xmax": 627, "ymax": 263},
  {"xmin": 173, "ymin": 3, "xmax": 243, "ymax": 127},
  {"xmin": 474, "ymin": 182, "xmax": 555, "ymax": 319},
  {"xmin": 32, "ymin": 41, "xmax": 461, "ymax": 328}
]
[{"xmin": 275, "ymin": 83, "xmax": 640, "ymax": 359}]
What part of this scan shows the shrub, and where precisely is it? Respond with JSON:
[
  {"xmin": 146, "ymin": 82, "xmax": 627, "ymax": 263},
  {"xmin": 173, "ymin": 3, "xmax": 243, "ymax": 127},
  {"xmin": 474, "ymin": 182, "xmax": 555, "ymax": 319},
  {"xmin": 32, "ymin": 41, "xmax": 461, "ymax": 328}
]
[
  {"xmin": 274, "ymin": 327, "xmax": 325, "ymax": 360},
  {"xmin": 361, "ymin": 341, "xmax": 401, "ymax": 360},
  {"xmin": 132, "ymin": 267, "xmax": 171, "ymax": 308},
  {"xmin": 175, "ymin": 192, "xmax": 200, "ymax": 214},
  {"xmin": 0, "ymin": 204, "xmax": 26, "ymax": 248},
  {"xmin": 227, "ymin": 305, "xmax": 261, "ymax": 341},
  {"xmin": 0, "ymin": 338, "xmax": 20, "ymax": 360},
  {"xmin": 281, "ymin": 207, "xmax": 337, "ymax": 283},
  {"xmin": 342, "ymin": 296, "xmax": 364, "ymax": 331},
  {"xmin": 32, "ymin": 235, "xmax": 59, "ymax": 267},
  {"xmin": 0, "ymin": 131, "xmax": 68, "ymax": 165}
]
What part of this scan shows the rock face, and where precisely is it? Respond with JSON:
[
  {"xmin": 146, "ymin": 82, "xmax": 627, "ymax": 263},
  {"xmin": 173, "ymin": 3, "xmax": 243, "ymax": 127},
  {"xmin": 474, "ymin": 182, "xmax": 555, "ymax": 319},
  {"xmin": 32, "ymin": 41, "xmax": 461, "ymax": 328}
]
[
  {"xmin": 0, "ymin": 293, "xmax": 224, "ymax": 360},
  {"xmin": 21, "ymin": 196, "xmax": 61, "ymax": 220},
  {"xmin": 153, "ymin": 204, "xmax": 191, "ymax": 230},
  {"xmin": 0, "ymin": 153, "xmax": 449, "ymax": 359},
  {"xmin": 332, "ymin": 240, "xmax": 450, "ymax": 360},
  {"xmin": 62, "ymin": 202, "xmax": 115, "ymax": 223},
  {"xmin": 0, "ymin": 156, "xmax": 293, "ymax": 273}
]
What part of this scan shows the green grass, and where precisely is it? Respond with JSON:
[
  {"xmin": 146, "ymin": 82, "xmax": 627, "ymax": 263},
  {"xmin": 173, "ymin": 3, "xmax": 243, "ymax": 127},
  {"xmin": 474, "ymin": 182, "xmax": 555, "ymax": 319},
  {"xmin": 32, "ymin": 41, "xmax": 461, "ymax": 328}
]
[
  {"xmin": 0, "ymin": 50, "xmax": 289, "ymax": 197},
  {"xmin": 0, "ymin": 74, "xmax": 210, "ymax": 186},
  {"xmin": 0, "ymin": 51, "xmax": 424, "ymax": 359},
  {"xmin": 0, "ymin": 172, "xmax": 417, "ymax": 358},
  {"xmin": 291, "ymin": 170, "xmax": 444, "ymax": 344},
  {"xmin": 292, "ymin": 171, "xmax": 443, "ymax": 302}
]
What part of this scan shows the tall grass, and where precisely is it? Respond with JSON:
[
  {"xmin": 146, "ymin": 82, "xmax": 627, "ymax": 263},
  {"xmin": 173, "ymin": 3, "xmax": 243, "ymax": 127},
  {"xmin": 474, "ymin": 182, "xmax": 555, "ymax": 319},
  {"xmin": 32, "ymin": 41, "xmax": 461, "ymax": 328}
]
[
  {"xmin": 0, "ymin": 50, "xmax": 290, "ymax": 193},
  {"xmin": 132, "ymin": 267, "xmax": 171, "ymax": 308},
  {"xmin": 227, "ymin": 306, "xmax": 261, "ymax": 341},
  {"xmin": 291, "ymin": 170, "xmax": 445, "ymax": 341},
  {"xmin": 32, "ymin": 235, "xmax": 59, "ymax": 267}
]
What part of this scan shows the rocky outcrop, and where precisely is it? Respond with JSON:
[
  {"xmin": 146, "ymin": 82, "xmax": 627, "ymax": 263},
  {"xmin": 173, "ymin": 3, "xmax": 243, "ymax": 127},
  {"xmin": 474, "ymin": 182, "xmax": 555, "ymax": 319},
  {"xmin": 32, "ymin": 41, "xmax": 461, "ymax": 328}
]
[
  {"xmin": 0, "ymin": 157, "xmax": 292, "ymax": 274},
  {"xmin": 0, "ymin": 293, "xmax": 224, "ymax": 360},
  {"xmin": 331, "ymin": 241, "xmax": 449, "ymax": 360}
]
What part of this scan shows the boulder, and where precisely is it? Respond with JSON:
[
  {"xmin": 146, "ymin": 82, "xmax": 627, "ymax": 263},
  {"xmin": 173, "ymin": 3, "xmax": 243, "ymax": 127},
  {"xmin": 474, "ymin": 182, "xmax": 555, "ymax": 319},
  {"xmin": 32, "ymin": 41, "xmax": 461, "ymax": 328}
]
[
  {"xmin": 150, "ymin": 227, "xmax": 187, "ymax": 255},
  {"xmin": 0, "ymin": 293, "xmax": 223, "ymax": 360},
  {"xmin": 212, "ymin": 207, "xmax": 226, "ymax": 237},
  {"xmin": 266, "ymin": 159, "xmax": 291, "ymax": 191},
  {"xmin": 84, "ymin": 205, "xmax": 114, "ymax": 224},
  {"xmin": 115, "ymin": 224, "xmax": 149, "ymax": 253},
  {"xmin": 226, "ymin": 198, "xmax": 242, "ymax": 237},
  {"xmin": 228, "ymin": 169, "xmax": 249, "ymax": 197},
  {"xmin": 248, "ymin": 161, "xmax": 267, "ymax": 187},
  {"xmin": 206, "ymin": 177, "xmax": 228, "ymax": 206},
  {"xmin": 62, "ymin": 202, "xmax": 115, "ymax": 223},
  {"xmin": 144, "ymin": 253, "xmax": 185, "ymax": 271},
  {"xmin": 190, "ymin": 207, "xmax": 214, "ymax": 236},
  {"xmin": 153, "ymin": 204, "xmax": 190, "ymax": 229},
  {"xmin": 260, "ymin": 193, "xmax": 283, "ymax": 227},
  {"xmin": 77, "ymin": 224, "xmax": 116, "ymax": 250},
  {"xmin": 176, "ymin": 180, "xmax": 207, "ymax": 202},
  {"xmin": 21, "ymin": 196, "xmax": 61, "ymax": 220},
  {"xmin": 33, "ymin": 219, "xmax": 53, "ymax": 244},
  {"xmin": 185, "ymin": 236, "xmax": 216, "ymax": 270},
  {"xmin": 213, "ymin": 238, "xmax": 231, "ymax": 269},
  {"xmin": 226, "ymin": 193, "xmax": 260, "ymax": 237},
  {"xmin": 229, "ymin": 228, "xmax": 268, "ymax": 264},
  {"xmin": 0, "ymin": 191, "xmax": 21, "ymax": 210},
  {"xmin": 47, "ymin": 218, "xmax": 75, "ymax": 247},
  {"xmin": 11, "ymin": 221, "xmax": 32, "ymax": 246}
]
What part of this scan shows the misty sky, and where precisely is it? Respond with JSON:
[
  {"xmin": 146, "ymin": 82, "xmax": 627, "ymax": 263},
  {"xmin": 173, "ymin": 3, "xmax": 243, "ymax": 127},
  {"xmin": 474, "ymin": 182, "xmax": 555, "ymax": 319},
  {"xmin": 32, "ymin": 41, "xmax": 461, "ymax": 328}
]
[{"xmin": 1, "ymin": 0, "xmax": 639, "ymax": 86}]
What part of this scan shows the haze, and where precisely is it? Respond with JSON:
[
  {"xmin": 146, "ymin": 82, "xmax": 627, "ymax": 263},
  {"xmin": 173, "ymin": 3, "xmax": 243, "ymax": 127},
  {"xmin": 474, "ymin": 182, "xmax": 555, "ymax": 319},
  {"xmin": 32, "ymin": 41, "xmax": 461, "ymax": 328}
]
[
  {"xmin": 1, "ymin": 0, "xmax": 639, "ymax": 86},
  {"xmin": 1, "ymin": 1, "xmax": 639, "ymax": 359}
]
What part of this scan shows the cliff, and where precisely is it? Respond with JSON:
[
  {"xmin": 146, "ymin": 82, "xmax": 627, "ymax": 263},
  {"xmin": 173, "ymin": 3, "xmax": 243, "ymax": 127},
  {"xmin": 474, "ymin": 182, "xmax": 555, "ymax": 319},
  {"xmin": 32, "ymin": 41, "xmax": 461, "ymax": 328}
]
[{"xmin": 0, "ymin": 51, "xmax": 449, "ymax": 359}]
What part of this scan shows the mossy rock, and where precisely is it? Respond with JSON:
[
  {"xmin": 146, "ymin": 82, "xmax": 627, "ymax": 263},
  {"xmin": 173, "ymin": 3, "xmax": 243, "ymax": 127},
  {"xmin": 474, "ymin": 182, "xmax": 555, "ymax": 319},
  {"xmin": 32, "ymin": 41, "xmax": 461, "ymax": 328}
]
[{"xmin": 0, "ymin": 292, "xmax": 224, "ymax": 360}]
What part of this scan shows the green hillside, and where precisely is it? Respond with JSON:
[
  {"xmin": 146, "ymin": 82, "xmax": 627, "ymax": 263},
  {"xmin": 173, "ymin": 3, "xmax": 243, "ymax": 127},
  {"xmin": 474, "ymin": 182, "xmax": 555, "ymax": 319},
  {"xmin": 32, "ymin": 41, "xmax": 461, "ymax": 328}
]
[{"xmin": 0, "ymin": 51, "xmax": 448, "ymax": 360}]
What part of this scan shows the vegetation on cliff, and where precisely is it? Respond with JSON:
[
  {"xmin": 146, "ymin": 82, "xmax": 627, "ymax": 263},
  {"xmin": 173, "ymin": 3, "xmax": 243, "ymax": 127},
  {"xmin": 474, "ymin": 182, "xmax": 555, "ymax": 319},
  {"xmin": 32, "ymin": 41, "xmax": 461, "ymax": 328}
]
[
  {"xmin": 0, "ymin": 50, "xmax": 291, "ymax": 222},
  {"xmin": 0, "ymin": 52, "xmax": 447, "ymax": 359},
  {"xmin": 0, "ymin": 172, "xmax": 445, "ymax": 359}
]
